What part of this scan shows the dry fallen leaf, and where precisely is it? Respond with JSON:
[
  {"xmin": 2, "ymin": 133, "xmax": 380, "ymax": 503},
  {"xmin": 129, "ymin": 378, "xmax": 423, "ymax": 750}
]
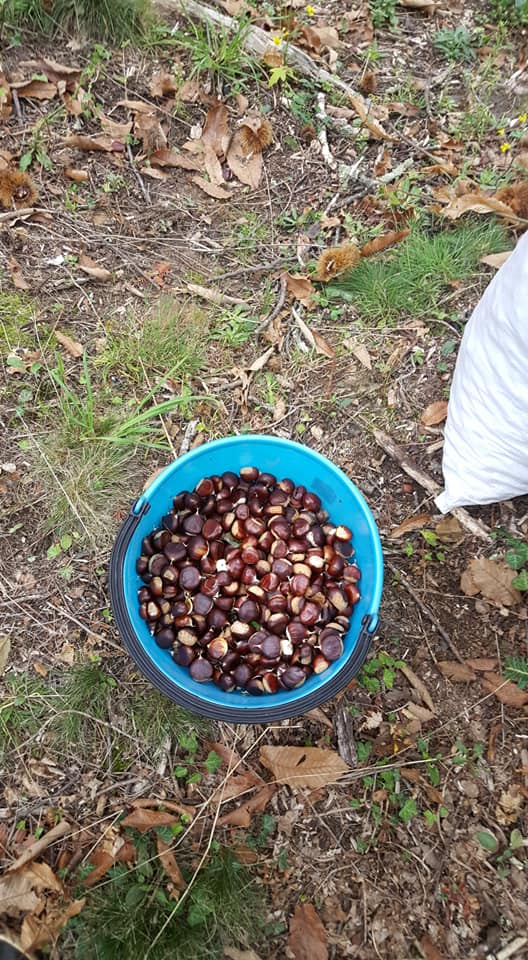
[
  {"xmin": 224, "ymin": 949, "xmax": 263, "ymax": 960},
  {"xmin": 0, "ymin": 71, "xmax": 12, "ymax": 121},
  {"xmin": 293, "ymin": 312, "xmax": 335, "ymax": 358},
  {"xmin": 349, "ymin": 92, "xmax": 391, "ymax": 140},
  {"xmin": 399, "ymin": 664, "xmax": 435, "ymax": 713},
  {"xmin": 218, "ymin": 784, "xmax": 276, "ymax": 827},
  {"xmin": 63, "ymin": 134, "xmax": 124, "ymax": 153},
  {"xmin": 0, "ymin": 635, "xmax": 10, "ymax": 676},
  {"xmin": 191, "ymin": 175, "xmax": 232, "ymax": 200},
  {"xmin": 441, "ymin": 192, "xmax": 518, "ymax": 221},
  {"xmin": 438, "ymin": 661, "xmax": 477, "ymax": 682},
  {"xmin": 284, "ymin": 273, "xmax": 315, "ymax": 309},
  {"xmin": 482, "ymin": 672, "xmax": 528, "ymax": 708},
  {"xmin": 55, "ymin": 330, "xmax": 83, "ymax": 358},
  {"xmin": 100, "ymin": 114, "xmax": 132, "ymax": 141},
  {"xmin": 0, "ymin": 862, "xmax": 62, "ymax": 917},
  {"xmin": 120, "ymin": 808, "xmax": 180, "ymax": 833},
  {"xmin": 186, "ymin": 283, "xmax": 246, "ymax": 305},
  {"xmin": 202, "ymin": 101, "xmax": 231, "ymax": 157},
  {"xmin": 400, "ymin": 0, "xmax": 439, "ymax": 7},
  {"xmin": 247, "ymin": 347, "xmax": 274, "ymax": 373},
  {"xmin": 21, "ymin": 896, "xmax": 85, "ymax": 952},
  {"xmin": 420, "ymin": 399, "xmax": 448, "ymax": 426},
  {"xmin": 259, "ymin": 745, "xmax": 348, "ymax": 788},
  {"xmin": 360, "ymin": 228, "xmax": 410, "ymax": 257},
  {"xmin": 78, "ymin": 254, "xmax": 112, "ymax": 283},
  {"xmin": 460, "ymin": 558, "xmax": 522, "ymax": 607},
  {"xmin": 12, "ymin": 79, "xmax": 57, "ymax": 99},
  {"xmin": 435, "ymin": 516, "xmax": 464, "ymax": 543},
  {"xmin": 289, "ymin": 902, "xmax": 329, "ymax": 960},
  {"xmin": 8, "ymin": 256, "xmax": 29, "ymax": 290},
  {"xmin": 150, "ymin": 149, "xmax": 202, "ymax": 171},
  {"xmin": 156, "ymin": 838, "xmax": 186, "ymax": 890},
  {"xmin": 495, "ymin": 785, "xmax": 524, "ymax": 824},
  {"xmin": 133, "ymin": 110, "xmax": 167, "ymax": 153},
  {"xmin": 227, "ymin": 128, "xmax": 263, "ymax": 188},
  {"xmin": 150, "ymin": 70, "xmax": 177, "ymax": 98},
  {"xmin": 389, "ymin": 513, "xmax": 431, "ymax": 538},
  {"xmin": 64, "ymin": 167, "xmax": 89, "ymax": 182},
  {"xmin": 465, "ymin": 657, "xmax": 498, "ymax": 672},
  {"xmin": 301, "ymin": 24, "xmax": 341, "ymax": 52},
  {"xmin": 480, "ymin": 251, "xmax": 513, "ymax": 269},
  {"xmin": 346, "ymin": 341, "xmax": 372, "ymax": 369}
]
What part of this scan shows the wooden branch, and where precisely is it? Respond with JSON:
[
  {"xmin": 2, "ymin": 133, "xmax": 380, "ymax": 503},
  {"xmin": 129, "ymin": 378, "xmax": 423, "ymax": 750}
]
[{"xmin": 373, "ymin": 428, "xmax": 492, "ymax": 542}]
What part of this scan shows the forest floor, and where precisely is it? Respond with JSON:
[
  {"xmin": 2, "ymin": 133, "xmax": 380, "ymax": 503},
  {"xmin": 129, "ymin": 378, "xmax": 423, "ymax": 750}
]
[{"xmin": 1, "ymin": 1, "xmax": 528, "ymax": 958}]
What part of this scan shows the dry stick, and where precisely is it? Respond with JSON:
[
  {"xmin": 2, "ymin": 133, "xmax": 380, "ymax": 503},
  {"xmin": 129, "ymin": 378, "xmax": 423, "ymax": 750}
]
[
  {"xmin": 0, "ymin": 205, "xmax": 41, "ymax": 222},
  {"xmin": 11, "ymin": 88, "xmax": 23, "ymax": 125},
  {"xmin": 372, "ymin": 428, "xmax": 492, "ymax": 542},
  {"xmin": 386, "ymin": 559, "xmax": 464, "ymax": 663},
  {"xmin": 126, "ymin": 141, "xmax": 151, "ymax": 204},
  {"xmin": 254, "ymin": 274, "xmax": 288, "ymax": 337}
]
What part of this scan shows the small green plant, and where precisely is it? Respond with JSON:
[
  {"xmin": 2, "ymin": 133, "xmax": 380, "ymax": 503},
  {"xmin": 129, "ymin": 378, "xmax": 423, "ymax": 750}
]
[
  {"xmin": 369, "ymin": 0, "xmax": 397, "ymax": 28},
  {"xmin": 130, "ymin": 687, "xmax": 210, "ymax": 748},
  {"xmin": 164, "ymin": 16, "xmax": 261, "ymax": 89},
  {"xmin": 504, "ymin": 537, "xmax": 528, "ymax": 590},
  {"xmin": 53, "ymin": 661, "xmax": 116, "ymax": 746},
  {"xmin": 46, "ymin": 530, "xmax": 80, "ymax": 559},
  {"xmin": 433, "ymin": 26, "xmax": 478, "ymax": 62},
  {"xmin": 490, "ymin": 0, "xmax": 528, "ymax": 24},
  {"xmin": 326, "ymin": 222, "xmax": 510, "ymax": 324},
  {"xmin": 211, "ymin": 305, "xmax": 257, "ymax": 347},
  {"xmin": 504, "ymin": 656, "xmax": 528, "ymax": 689},
  {"xmin": 0, "ymin": 675, "xmax": 51, "ymax": 761},
  {"xmin": 421, "ymin": 529, "xmax": 446, "ymax": 564},
  {"xmin": 359, "ymin": 650, "xmax": 404, "ymax": 694}
]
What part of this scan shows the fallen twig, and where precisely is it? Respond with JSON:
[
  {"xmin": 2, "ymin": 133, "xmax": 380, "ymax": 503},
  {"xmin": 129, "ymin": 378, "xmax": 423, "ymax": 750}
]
[
  {"xmin": 7, "ymin": 820, "xmax": 71, "ymax": 872},
  {"xmin": 126, "ymin": 141, "xmax": 151, "ymax": 204},
  {"xmin": 254, "ymin": 274, "xmax": 287, "ymax": 337},
  {"xmin": 373, "ymin": 428, "xmax": 492, "ymax": 542},
  {"xmin": 315, "ymin": 92, "xmax": 337, "ymax": 171},
  {"xmin": 11, "ymin": 87, "xmax": 23, "ymax": 125},
  {"xmin": 180, "ymin": 418, "xmax": 200, "ymax": 454}
]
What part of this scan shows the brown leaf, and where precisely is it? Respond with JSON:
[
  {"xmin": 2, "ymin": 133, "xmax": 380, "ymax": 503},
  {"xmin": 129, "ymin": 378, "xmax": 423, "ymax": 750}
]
[
  {"xmin": 8, "ymin": 257, "xmax": 29, "ymax": 290},
  {"xmin": 495, "ymin": 785, "xmax": 524, "ymax": 824},
  {"xmin": 78, "ymin": 254, "xmax": 112, "ymax": 283},
  {"xmin": 349, "ymin": 92, "xmax": 391, "ymax": 140},
  {"xmin": 178, "ymin": 79, "xmax": 203, "ymax": 102},
  {"xmin": 203, "ymin": 143, "xmax": 225, "ymax": 185},
  {"xmin": 420, "ymin": 400, "xmax": 448, "ymax": 426},
  {"xmin": 480, "ymin": 251, "xmax": 512, "ymax": 269},
  {"xmin": 259, "ymin": 745, "xmax": 348, "ymax": 788},
  {"xmin": 9, "ymin": 821, "xmax": 71, "ymax": 872},
  {"xmin": 150, "ymin": 149, "xmax": 202, "ymax": 171},
  {"xmin": 0, "ymin": 72, "xmax": 13, "ymax": 121},
  {"xmin": 20, "ymin": 896, "xmax": 85, "ymax": 952},
  {"xmin": 418, "ymin": 934, "xmax": 445, "ymax": 960},
  {"xmin": 63, "ymin": 134, "xmax": 124, "ymax": 153},
  {"xmin": 289, "ymin": 902, "xmax": 328, "ymax": 960},
  {"xmin": 360, "ymin": 228, "xmax": 410, "ymax": 257},
  {"xmin": 482, "ymin": 672, "xmax": 528, "ymax": 708},
  {"xmin": 218, "ymin": 784, "xmax": 276, "ymax": 827},
  {"xmin": 465, "ymin": 657, "xmax": 498, "ymax": 672},
  {"xmin": 120, "ymin": 808, "xmax": 180, "ymax": 833},
  {"xmin": 100, "ymin": 114, "xmax": 132, "ymax": 141},
  {"xmin": 64, "ymin": 167, "xmax": 89, "ymax": 182},
  {"xmin": 156, "ymin": 838, "xmax": 186, "ymax": 889},
  {"xmin": 247, "ymin": 347, "xmax": 274, "ymax": 373},
  {"xmin": 226, "ymin": 128, "xmax": 263, "ymax": 188},
  {"xmin": 134, "ymin": 111, "xmax": 167, "ymax": 153},
  {"xmin": 202, "ymin": 101, "xmax": 231, "ymax": 157},
  {"xmin": 13, "ymin": 79, "xmax": 57, "ymax": 99},
  {"xmin": 389, "ymin": 513, "xmax": 431, "ymax": 538},
  {"xmin": 150, "ymin": 70, "xmax": 177, "ymax": 98},
  {"xmin": 441, "ymin": 192, "xmax": 519, "ymax": 221},
  {"xmin": 186, "ymin": 283, "xmax": 246, "ymax": 305},
  {"xmin": 0, "ymin": 862, "xmax": 62, "ymax": 917},
  {"xmin": 141, "ymin": 166, "xmax": 168, "ymax": 180},
  {"xmin": 84, "ymin": 839, "xmax": 136, "ymax": 887},
  {"xmin": 399, "ymin": 664, "xmax": 435, "ymax": 713},
  {"xmin": 293, "ymin": 312, "xmax": 335, "ymax": 358},
  {"xmin": 284, "ymin": 272, "xmax": 315, "ymax": 308},
  {"xmin": 460, "ymin": 558, "xmax": 522, "ymax": 607},
  {"xmin": 224, "ymin": 949, "xmax": 263, "ymax": 960},
  {"xmin": 435, "ymin": 516, "xmax": 464, "ymax": 543},
  {"xmin": 234, "ymin": 93, "xmax": 249, "ymax": 117},
  {"xmin": 55, "ymin": 330, "xmax": 83, "ymax": 358},
  {"xmin": 191, "ymin": 176, "xmax": 232, "ymax": 200},
  {"xmin": 301, "ymin": 24, "xmax": 341, "ymax": 52},
  {"xmin": 37, "ymin": 57, "xmax": 81, "ymax": 87},
  {"xmin": 438, "ymin": 661, "xmax": 477, "ymax": 682},
  {"xmin": 346, "ymin": 341, "xmax": 372, "ymax": 369},
  {"xmin": 0, "ymin": 635, "xmax": 10, "ymax": 676}
]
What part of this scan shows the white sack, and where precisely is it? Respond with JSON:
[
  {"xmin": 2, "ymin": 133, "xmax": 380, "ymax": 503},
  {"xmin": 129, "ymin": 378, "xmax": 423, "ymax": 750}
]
[{"xmin": 436, "ymin": 231, "xmax": 528, "ymax": 513}]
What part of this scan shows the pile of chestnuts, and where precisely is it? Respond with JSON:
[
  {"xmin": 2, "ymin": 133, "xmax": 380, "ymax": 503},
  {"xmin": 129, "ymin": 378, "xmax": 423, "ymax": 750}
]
[{"xmin": 136, "ymin": 468, "xmax": 361, "ymax": 695}]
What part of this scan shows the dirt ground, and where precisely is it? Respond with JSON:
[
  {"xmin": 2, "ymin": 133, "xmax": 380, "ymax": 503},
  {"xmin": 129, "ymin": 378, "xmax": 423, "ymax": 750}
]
[{"xmin": 1, "ymin": 0, "xmax": 528, "ymax": 958}]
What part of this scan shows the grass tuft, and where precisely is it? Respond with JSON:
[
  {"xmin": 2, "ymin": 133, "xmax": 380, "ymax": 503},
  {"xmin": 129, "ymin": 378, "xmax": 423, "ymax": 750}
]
[
  {"xmin": 327, "ymin": 221, "xmax": 510, "ymax": 324},
  {"xmin": 0, "ymin": 0, "xmax": 150, "ymax": 41},
  {"xmin": 130, "ymin": 686, "xmax": 211, "ymax": 747},
  {"xmin": 148, "ymin": 15, "xmax": 261, "ymax": 89},
  {"xmin": 63, "ymin": 845, "xmax": 265, "ymax": 960},
  {"xmin": 52, "ymin": 662, "xmax": 116, "ymax": 746},
  {"xmin": 0, "ymin": 675, "xmax": 52, "ymax": 761}
]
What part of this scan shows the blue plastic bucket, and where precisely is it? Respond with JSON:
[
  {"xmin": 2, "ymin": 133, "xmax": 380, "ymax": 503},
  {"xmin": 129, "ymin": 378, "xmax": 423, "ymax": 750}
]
[{"xmin": 109, "ymin": 435, "xmax": 383, "ymax": 722}]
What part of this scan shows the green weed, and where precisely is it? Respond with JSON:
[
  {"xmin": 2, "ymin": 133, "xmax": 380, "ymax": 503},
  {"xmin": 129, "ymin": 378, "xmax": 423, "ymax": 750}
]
[
  {"xmin": 0, "ymin": 292, "xmax": 35, "ymax": 351},
  {"xmin": 490, "ymin": 0, "xmax": 528, "ymax": 24},
  {"xmin": 52, "ymin": 662, "xmax": 116, "ymax": 746},
  {"xmin": 326, "ymin": 221, "xmax": 509, "ymax": 324},
  {"xmin": 152, "ymin": 16, "xmax": 261, "ymax": 90},
  {"xmin": 504, "ymin": 656, "xmax": 528, "ymax": 688},
  {"xmin": 0, "ymin": 0, "xmax": 149, "ymax": 41},
  {"xmin": 433, "ymin": 26, "xmax": 479, "ymax": 62},
  {"xmin": 130, "ymin": 686, "xmax": 211, "ymax": 748},
  {"xmin": 369, "ymin": 0, "xmax": 397, "ymax": 28},
  {"xmin": 0, "ymin": 675, "xmax": 51, "ymax": 761},
  {"xmin": 211, "ymin": 305, "xmax": 257, "ymax": 347},
  {"xmin": 504, "ymin": 537, "xmax": 528, "ymax": 591},
  {"xmin": 62, "ymin": 844, "xmax": 265, "ymax": 960}
]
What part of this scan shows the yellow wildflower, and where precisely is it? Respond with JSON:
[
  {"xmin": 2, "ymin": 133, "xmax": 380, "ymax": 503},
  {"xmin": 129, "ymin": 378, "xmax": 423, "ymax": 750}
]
[
  {"xmin": 305, "ymin": 4, "xmax": 315, "ymax": 14},
  {"xmin": 271, "ymin": 35, "xmax": 282, "ymax": 45},
  {"xmin": 500, "ymin": 142, "xmax": 511, "ymax": 152},
  {"xmin": 497, "ymin": 128, "xmax": 505, "ymax": 136},
  {"xmin": 519, "ymin": 113, "xmax": 527, "ymax": 123}
]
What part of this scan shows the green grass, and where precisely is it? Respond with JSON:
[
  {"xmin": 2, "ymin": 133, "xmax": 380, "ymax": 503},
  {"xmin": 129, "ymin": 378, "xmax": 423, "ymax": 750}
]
[
  {"xmin": 0, "ymin": 675, "xmax": 52, "ymax": 761},
  {"xmin": 0, "ymin": 0, "xmax": 150, "ymax": 41},
  {"xmin": 130, "ymin": 687, "xmax": 211, "ymax": 748},
  {"xmin": 369, "ymin": 0, "xmax": 397, "ymax": 28},
  {"xmin": 326, "ymin": 221, "xmax": 510, "ymax": 324},
  {"xmin": 0, "ymin": 292, "xmax": 36, "ymax": 351},
  {"xmin": 51, "ymin": 662, "xmax": 116, "ymax": 746},
  {"xmin": 100, "ymin": 298, "xmax": 209, "ymax": 385},
  {"xmin": 148, "ymin": 15, "xmax": 261, "ymax": 89},
  {"xmin": 62, "ymin": 845, "xmax": 266, "ymax": 960},
  {"xmin": 490, "ymin": 0, "xmax": 528, "ymax": 23}
]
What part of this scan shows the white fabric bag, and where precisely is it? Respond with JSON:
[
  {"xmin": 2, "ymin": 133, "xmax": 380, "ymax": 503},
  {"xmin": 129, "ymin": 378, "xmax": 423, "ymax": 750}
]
[{"xmin": 436, "ymin": 231, "xmax": 528, "ymax": 513}]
